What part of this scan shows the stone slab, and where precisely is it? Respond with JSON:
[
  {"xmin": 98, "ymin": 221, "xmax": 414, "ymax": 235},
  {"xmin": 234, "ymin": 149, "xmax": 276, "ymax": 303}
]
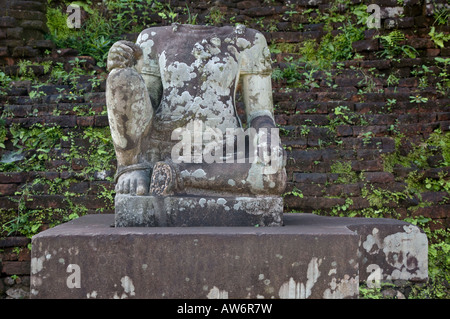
[
  {"xmin": 30, "ymin": 214, "xmax": 428, "ymax": 299},
  {"xmin": 115, "ymin": 194, "xmax": 284, "ymax": 227}
]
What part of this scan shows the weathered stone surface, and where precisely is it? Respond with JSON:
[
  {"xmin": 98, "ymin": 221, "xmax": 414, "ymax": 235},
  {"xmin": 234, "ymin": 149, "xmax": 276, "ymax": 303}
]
[
  {"xmin": 106, "ymin": 25, "xmax": 287, "ymax": 221},
  {"xmin": 30, "ymin": 213, "xmax": 427, "ymax": 299},
  {"xmin": 115, "ymin": 194, "xmax": 284, "ymax": 227}
]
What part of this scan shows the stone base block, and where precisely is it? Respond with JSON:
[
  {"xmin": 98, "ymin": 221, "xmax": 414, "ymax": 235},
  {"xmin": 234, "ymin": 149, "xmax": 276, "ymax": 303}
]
[
  {"xmin": 115, "ymin": 194, "xmax": 284, "ymax": 227},
  {"xmin": 30, "ymin": 214, "xmax": 428, "ymax": 299}
]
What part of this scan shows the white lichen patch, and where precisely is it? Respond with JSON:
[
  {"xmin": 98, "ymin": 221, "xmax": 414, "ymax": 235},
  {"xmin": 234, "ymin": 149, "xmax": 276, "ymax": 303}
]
[
  {"xmin": 278, "ymin": 257, "xmax": 321, "ymax": 299},
  {"xmin": 87, "ymin": 290, "xmax": 98, "ymax": 298},
  {"xmin": 362, "ymin": 225, "xmax": 428, "ymax": 281},
  {"xmin": 362, "ymin": 228, "xmax": 382, "ymax": 254},
  {"xmin": 120, "ymin": 276, "xmax": 136, "ymax": 297},
  {"xmin": 323, "ymin": 274, "xmax": 359, "ymax": 299},
  {"xmin": 217, "ymin": 198, "xmax": 227, "ymax": 205},
  {"xmin": 207, "ymin": 286, "xmax": 229, "ymax": 299},
  {"xmin": 31, "ymin": 255, "xmax": 45, "ymax": 275},
  {"xmin": 382, "ymin": 225, "xmax": 428, "ymax": 280}
]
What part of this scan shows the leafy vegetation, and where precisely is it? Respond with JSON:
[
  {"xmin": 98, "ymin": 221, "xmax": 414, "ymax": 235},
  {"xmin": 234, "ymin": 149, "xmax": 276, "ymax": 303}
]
[
  {"xmin": 0, "ymin": 0, "xmax": 448, "ymax": 299},
  {"xmin": 376, "ymin": 30, "xmax": 418, "ymax": 59}
]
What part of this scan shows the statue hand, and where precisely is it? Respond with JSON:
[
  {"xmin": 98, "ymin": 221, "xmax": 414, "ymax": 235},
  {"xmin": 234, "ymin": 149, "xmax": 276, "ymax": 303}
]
[
  {"xmin": 107, "ymin": 40, "xmax": 143, "ymax": 71},
  {"xmin": 251, "ymin": 115, "xmax": 286, "ymax": 169}
]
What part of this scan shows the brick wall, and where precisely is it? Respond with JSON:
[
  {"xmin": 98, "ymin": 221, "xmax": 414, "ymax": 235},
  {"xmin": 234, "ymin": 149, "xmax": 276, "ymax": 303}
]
[
  {"xmin": 0, "ymin": 0, "xmax": 54, "ymax": 65},
  {"xmin": 0, "ymin": 0, "xmax": 449, "ymax": 298}
]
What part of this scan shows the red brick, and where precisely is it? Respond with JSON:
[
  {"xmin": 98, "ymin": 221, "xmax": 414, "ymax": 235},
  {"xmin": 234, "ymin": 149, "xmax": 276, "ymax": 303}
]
[
  {"xmin": 1, "ymin": 261, "xmax": 30, "ymax": 275},
  {"xmin": 70, "ymin": 195, "xmax": 110, "ymax": 209},
  {"xmin": 25, "ymin": 195, "xmax": 66, "ymax": 209},
  {"xmin": 408, "ymin": 38, "xmax": 434, "ymax": 49},
  {"xmin": 0, "ymin": 172, "xmax": 29, "ymax": 183},
  {"xmin": 408, "ymin": 205, "xmax": 449, "ymax": 219},
  {"xmin": 420, "ymin": 192, "xmax": 448, "ymax": 205},
  {"xmin": 291, "ymin": 184, "xmax": 324, "ymax": 197},
  {"xmin": 336, "ymin": 126, "xmax": 353, "ymax": 137},
  {"xmin": 0, "ymin": 197, "xmax": 19, "ymax": 209},
  {"xmin": 0, "ymin": 236, "xmax": 30, "ymax": 248},
  {"xmin": 94, "ymin": 115, "xmax": 109, "ymax": 127},
  {"xmin": 362, "ymin": 172, "xmax": 395, "ymax": 183},
  {"xmin": 294, "ymin": 173, "xmax": 327, "ymax": 184},
  {"xmin": 440, "ymin": 121, "xmax": 450, "ymax": 132},
  {"xmin": 326, "ymin": 184, "xmax": 361, "ymax": 196},
  {"xmin": 299, "ymin": 197, "xmax": 346, "ymax": 210},
  {"xmin": 352, "ymin": 160, "xmax": 383, "ymax": 172},
  {"xmin": 236, "ymin": 1, "xmax": 260, "ymax": 9},
  {"xmin": 349, "ymin": 197, "xmax": 371, "ymax": 210},
  {"xmin": 84, "ymin": 92, "xmax": 106, "ymax": 104},
  {"xmin": 426, "ymin": 48, "xmax": 440, "ymax": 57},
  {"xmin": 0, "ymin": 184, "xmax": 18, "ymax": 195},
  {"xmin": 352, "ymin": 39, "xmax": 379, "ymax": 52},
  {"xmin": 76, "ymin": 116, "xmax": 95, "ymax": 127}
]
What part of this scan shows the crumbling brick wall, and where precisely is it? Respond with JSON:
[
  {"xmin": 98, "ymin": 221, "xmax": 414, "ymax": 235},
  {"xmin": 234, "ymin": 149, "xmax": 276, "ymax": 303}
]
[
  {"xmin": 0, "ymin": 0, "xmax": 449, "ymax": 298},
  {"xmin": 0, "ymin": 0, "xmax": 54, "ymax": 64}
]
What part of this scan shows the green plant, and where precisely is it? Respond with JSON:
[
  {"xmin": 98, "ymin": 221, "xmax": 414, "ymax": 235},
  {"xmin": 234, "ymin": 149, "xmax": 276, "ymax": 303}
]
[
  {"xmin": 298, "ymin": 22, "xmax": 365, "ymax": 69},
  {"xmin": 359, "ymin": 282, "xmax": 397, "ymax": 299},
  {"xmin": 377, "ymin": 30, "xmax": 418, "ymax": 59},
  {"xmin": 386, "ymin": 73, "xmax": 399, "ymax": 87},
  {"xmin": 361, "ymin": 131, "xmax": 374, "ymax": 146},
  {"xmin": 184, "ymin": 4, "xmax": 198, "ymax": 25},
  {"xmin": 328, "ymin": 105, "xmax": 367, "ymax": 130},
  {"xmin": 47, "ymin": 3, "xmax": 123, "ymax": 67},
  {"xmin": 383, "ymin": 129, "xmax": 450, "ymax": 173},
  {"xmin": 424, "ymin": 174, "xmax": 450, "ymax": 192},
  {"xmin": 283, "ymin": 186, "xmax": 304, "ymax": 199},
  {"xmin": 0, "ymin": 71, "xmax": 13, "ymax": 96},
  {"xmin": 157, "ymin": 4, "xmax": 178, "ymax": 23},
  {"xmin": 271, "ymin": 58, "xmax": 311, "ymax": 88},
  {"xmin": 330, "ymin": 161, "xmax": 359, "ymax": 184},
  {"xmin": 5, "ymin": 123, "xmax": 64, "ymax": 172},
  {"xmin": 299, "ymin": 125, "xmax": 310, "ymax": 137},
  {"xmin": 386, "ymin": 98, "xmax": 397, "ymax": 112},
  {"xmin": 1, "ymin": 121, "xmax": 116, "ymax": 238},
  {"xmin": 329, "ymin": 197, "xmax": 354, "ymax": 216},
  {"xmin": 29, "ymin": 83, "xmax": 46, "ymax": 100},
  {"xmin": 206, "ymin": 7, "xmax": 225, "ymax": 25},
  {"xmin": 46, "ymin": 6, "xmax": 73, "ymax": 41},
  {"xmin": 409, "ymin": 94, "xmax": 428, "ymax": 104},
  {"xmin": 429, "ymin": 26, "xmax": 450, "ymax": 48},
  {"xmin": 433, "ymin": 4, "xmax": 450, "ymax": 26},
  {"xmin": 435, "ymin": 57, "xmax": 450, "ymax": 95}
]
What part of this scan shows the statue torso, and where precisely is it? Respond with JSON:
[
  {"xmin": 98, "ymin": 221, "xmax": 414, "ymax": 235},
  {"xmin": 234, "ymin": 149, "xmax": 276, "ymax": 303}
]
[{"xmin": 136, "ymin": 24, "xmax": 271, "ymax": 134}]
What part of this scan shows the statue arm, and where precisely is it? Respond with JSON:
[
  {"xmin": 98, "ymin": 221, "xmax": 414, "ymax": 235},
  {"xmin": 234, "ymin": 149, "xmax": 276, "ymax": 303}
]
[
  {"xmin": 133, "ymin": 43, "xmax": 163, "ymax": 110},
  {"xmin": 242, "ymin": 72, "xmax": 285, "ymax": 168},
  {"xmin": 107, "ymin": 40, "xmax": 162, "ymax": 109},
  {"xmin": 241, "ymin": 73, "xmax": 275, "ymax": 129},
  {"xmin": 139, "ymin": 72, "xmax": 163, "ymax": 110}
]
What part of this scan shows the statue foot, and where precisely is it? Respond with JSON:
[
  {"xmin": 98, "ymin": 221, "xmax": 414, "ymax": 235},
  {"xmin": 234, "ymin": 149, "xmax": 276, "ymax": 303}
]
[
  {"xmin": 149, "ymin": 161, "xmax": 175, "ymax": 196},
  {"xmin": 116, "ymin": 169, "xmax": 151, "ymax": 196}
]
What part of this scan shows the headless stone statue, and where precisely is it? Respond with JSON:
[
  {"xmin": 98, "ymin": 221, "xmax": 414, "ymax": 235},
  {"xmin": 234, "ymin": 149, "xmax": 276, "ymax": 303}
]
[{"xmin": 106, "ymin": 24, "xmax": 287, "ymax": 226}]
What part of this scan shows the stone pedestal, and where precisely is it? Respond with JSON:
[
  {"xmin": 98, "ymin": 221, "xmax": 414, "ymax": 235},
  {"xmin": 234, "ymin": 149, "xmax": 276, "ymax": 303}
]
[
  {"xmin": 30, "ymin": 214, "xmax": 428, "ymax": 299},
  {"xmin": 115, "ymin": 194, "xmax": 284, "ymax": 227}
]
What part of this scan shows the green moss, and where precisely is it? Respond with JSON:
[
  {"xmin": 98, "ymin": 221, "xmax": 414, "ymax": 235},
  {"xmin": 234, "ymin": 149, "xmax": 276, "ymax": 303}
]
[
  {"xmin": 383, "ymin": 129, "xmax": 450, "ymax": 173},
  {"xmin": 0, "ymin": 123, "xmax": 116, "ymax": 238},
  {"xmin": 300, "ymin": 22, "xmax": 365, "ymax": 68},
  {"xmin": 46, "ymin": 6, "xmax": 73, "ymax": 41},
  {"xmin": 330, "ymin": 161, "xmax": 359, "ymax": 184}
]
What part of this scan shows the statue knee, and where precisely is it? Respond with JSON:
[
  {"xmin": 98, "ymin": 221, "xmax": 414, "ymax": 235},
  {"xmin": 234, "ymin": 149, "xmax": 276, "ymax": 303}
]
[
  {"xmin": 106, "ymin": 67, "xmax": 150, "ymax": 110},
  {"xmin": 107, "ymin": 40, "xmax": 143, "ymax": 71}
]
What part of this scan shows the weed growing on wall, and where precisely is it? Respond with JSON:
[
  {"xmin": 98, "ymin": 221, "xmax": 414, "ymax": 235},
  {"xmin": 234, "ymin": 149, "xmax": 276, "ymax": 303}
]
[{"xmin": 0, "ymin": 123, "xmax": 116, "ymax": 238}]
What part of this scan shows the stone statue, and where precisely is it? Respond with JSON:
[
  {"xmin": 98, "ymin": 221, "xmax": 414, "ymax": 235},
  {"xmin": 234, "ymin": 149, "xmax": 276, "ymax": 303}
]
[{"xmin": 106, "ymin": 24, "xmax": 287, "ymax": 226}]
